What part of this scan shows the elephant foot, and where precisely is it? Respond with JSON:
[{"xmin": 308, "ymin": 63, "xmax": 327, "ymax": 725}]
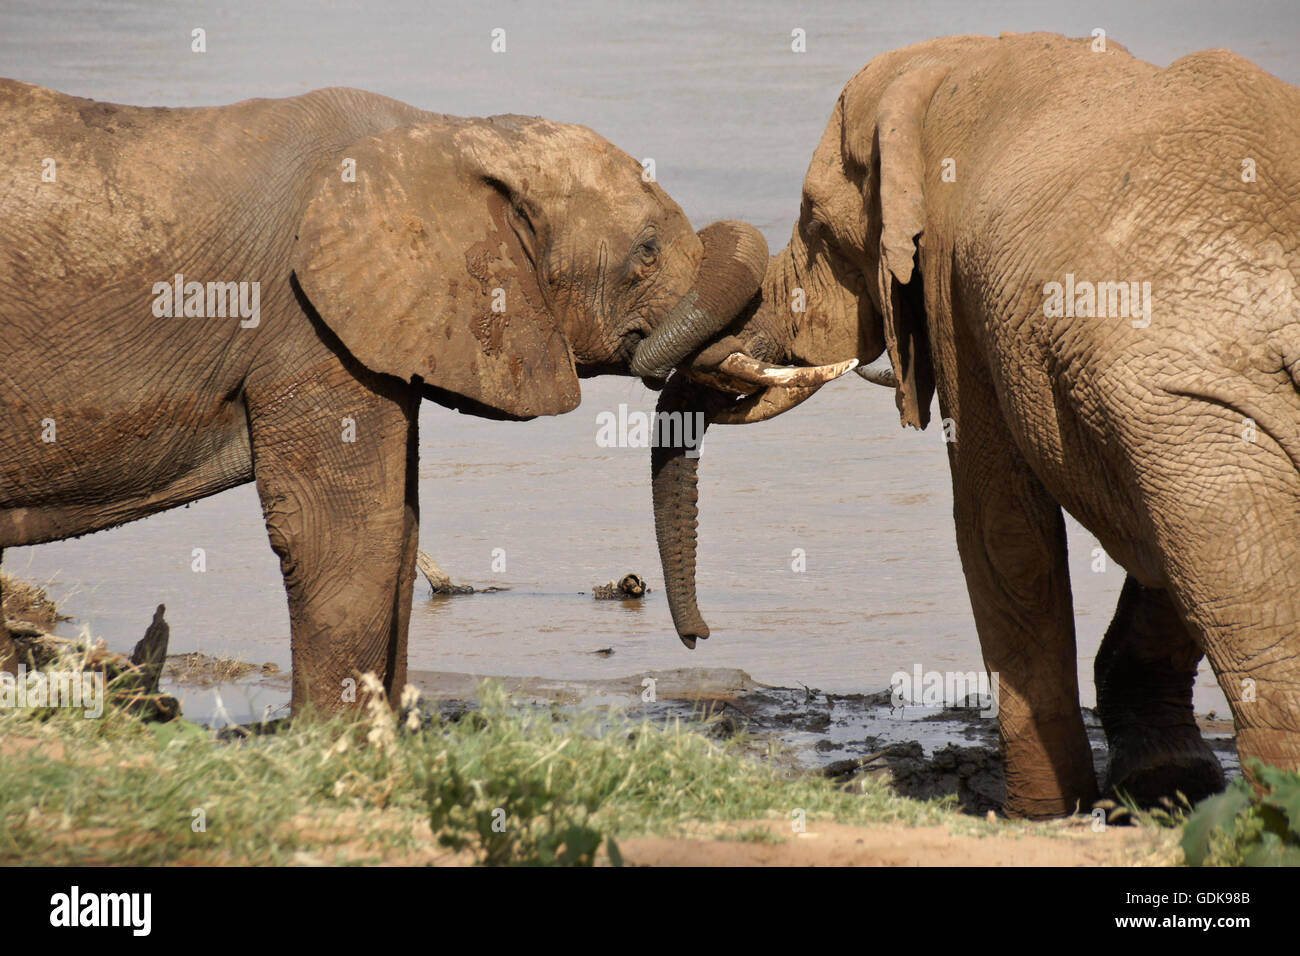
[
  {"xmin": 1104, "ymin": 727, "xmax": 1225, "ymax": 808},
  {"xmin": 1001, "ymin": 754, "xmax": 1100, "ymax": 819},
  {"xmin": 1003, "ymin": 790, "xmax": 1098, "ymax": 820}
]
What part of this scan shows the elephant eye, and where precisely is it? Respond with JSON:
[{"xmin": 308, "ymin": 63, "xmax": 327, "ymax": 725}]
[
  {"xmin": 806, "ymin": 211, "xmax": 832, "ymax": 243},
  {"xmin": 635, "ymin": 238, "xmax": 661, "ymax": 269}
]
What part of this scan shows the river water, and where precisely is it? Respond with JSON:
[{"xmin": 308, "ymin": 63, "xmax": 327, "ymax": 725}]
[{"xmin": 5, "ymin": 0, "xmax": 1296, "ymax": 718}]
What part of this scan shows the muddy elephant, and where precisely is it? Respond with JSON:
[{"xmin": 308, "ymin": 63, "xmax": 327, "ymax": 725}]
[
  {"xmin": 648, "ymin": 33, "xmax": 1300, "ymax": 817},
  {"xmin": 0, "ymin": 79, "xmax": 772, "ymax": 712}
]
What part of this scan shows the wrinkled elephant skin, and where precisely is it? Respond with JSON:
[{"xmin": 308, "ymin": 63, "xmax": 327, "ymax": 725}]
[
  {"xmin": 653, "ymin": 33, "xmax": 1300, "ymax": 818},
  {"xmin": 0, "ymin": 81, "xmax": 768, "ymax": 713}
]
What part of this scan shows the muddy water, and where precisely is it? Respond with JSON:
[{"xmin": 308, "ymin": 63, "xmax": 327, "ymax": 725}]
[{"xmin": 5, "ymin": 0, "xmax": 1293, "ymax": 720}]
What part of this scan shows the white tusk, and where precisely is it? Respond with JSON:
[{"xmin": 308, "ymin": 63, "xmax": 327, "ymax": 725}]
[
  {"xmin": 683, "ymin": 368, "xmax": 761, "ymax": 396},
  {"xmin": 854, "ymin": 359, "xmax": 898, "ymax": 388},
  {"xmin": 716, "ymin": 353, "xmax": 859, "ymax": 388}
]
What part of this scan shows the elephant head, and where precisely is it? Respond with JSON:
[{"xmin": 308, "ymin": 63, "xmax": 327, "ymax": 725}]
[
  {"xmin": 291, "ymin": 114, "xmax": 771, "ymax": 418},
  {"xmin": 650, "ymin": 44, "xmax": 985, "ymax": 646}
]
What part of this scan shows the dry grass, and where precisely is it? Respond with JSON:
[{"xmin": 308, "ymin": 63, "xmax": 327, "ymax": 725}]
[{"xmin": 1, "ymin": 572, "xmax": 66, "ymax": 631}]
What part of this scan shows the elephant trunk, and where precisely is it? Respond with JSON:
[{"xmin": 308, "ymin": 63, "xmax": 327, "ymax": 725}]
[
  {"xmin": 650, "ymin": 375, "xmax": 835, "ymax": 648},
  {"xmin": 631, "ymin": 221, "xmax": 769, "ymax": 380},
  {"xmin": 650, "ymin": 376, "xmax": 733, "ymax": 648}
]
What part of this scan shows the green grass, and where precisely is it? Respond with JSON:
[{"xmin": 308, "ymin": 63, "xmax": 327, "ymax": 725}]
[
  {"xmin": 8, "ymin": 657, "xmax": 1285, "ymax": 867},
  {"xmin": 1, "ymin": 606, "xmax": 1244, "ymax": 868},
  {"xmin": 0, "ymin": 572, "xmax": 1188, "ymax": 866},
  {"xmin": 1181, "ymin": 761, "xmax": 1300, "ymax": 866},
  {"xmin": 0, "ymin": 675, "xmax": 972, "ymax": 866}
]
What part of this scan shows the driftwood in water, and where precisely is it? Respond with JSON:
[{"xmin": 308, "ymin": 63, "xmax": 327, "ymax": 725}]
[
  {"xmin": 129, "ymin": 604, "xmax": 170, "ymax": 696},
  {"xmin": 417, "ymin": 549, "xmax": 505, "ymax": 595},
  {"xmin": 3, "ymin": 603, "xmax": 179, "ymax": 721},
  {"xmin": 591, "ymin": 573, "xmax": 649, "ymax": 600}
]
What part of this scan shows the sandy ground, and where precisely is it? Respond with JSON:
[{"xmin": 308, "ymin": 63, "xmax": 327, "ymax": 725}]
[
  {"xmin": 288, "ymin": 816, "xmax": 1177, "ymax": 867},
  {"xmin": 612, "ymin": 820, "xmax": 1177, "ymax": 867}
]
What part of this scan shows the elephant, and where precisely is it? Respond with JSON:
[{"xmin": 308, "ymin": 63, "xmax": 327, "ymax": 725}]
[
  {"xmin": 646, "ymin": 33, "xmax": 1300, "ymax": 818},
  {"xmin": 0, "ymin": 79, "xmax": 780, "ymax": 713}
]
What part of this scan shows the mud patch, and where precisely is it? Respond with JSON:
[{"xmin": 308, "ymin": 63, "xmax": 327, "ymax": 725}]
[
  {"xmin": 146, "ymin": 657, "xmax": 1240, "ymax": 815},
  {"xmin": 828, "ymin": 743, "xmax": 1006, "ymax": 815},
  {"xmin": 406, "ymin": 668, "xmax": 1240, "ymax": 816}
]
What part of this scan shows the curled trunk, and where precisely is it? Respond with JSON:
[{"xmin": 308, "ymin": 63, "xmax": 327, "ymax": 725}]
[
  {"xmin": 647, "ymin": 234, "xmax": 878, "ymax": 646},
  {"xmin": 631, "ymin": 221, "xmax": 769, "ymax": 380}
]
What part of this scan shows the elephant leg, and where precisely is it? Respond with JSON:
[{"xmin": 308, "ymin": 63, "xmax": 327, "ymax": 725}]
[
  {"xmin": 246, "ymin": 356, "xmax": 420, "ymax": 715},
  {"xmin": 1139, "ymin": 464, "xmax": 1300, "ymax": 780},
  {"xmin": 947, "ymin": 416, "xmax": 1099, "ymax": 818},
  {"xmin": 1094, "ymin": 575, "xmax": 1224, "ymax": 805}
]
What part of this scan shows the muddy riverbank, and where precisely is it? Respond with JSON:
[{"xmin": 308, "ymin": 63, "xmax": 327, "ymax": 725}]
[{"xmin": 165, "ymin": 663, "xmax": 1239, "ymax": 816}]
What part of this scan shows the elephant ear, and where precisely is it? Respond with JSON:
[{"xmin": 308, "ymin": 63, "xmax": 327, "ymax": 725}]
[
  {"xmin": 292, "ymin": 122, "xmax": 580, "ymax": 419},
  {"xmin": 870, "ymin": 66, "xmax": 947, "ymax": 430}
]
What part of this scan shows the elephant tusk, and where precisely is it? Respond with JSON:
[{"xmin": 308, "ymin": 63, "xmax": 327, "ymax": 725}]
[
  {"xmin": 709, "ymin": 383, "xmax": 823, "ymax": 424},
  {"xmin": 854, "ymin": 360, "xmax": 898, "ymax": 388},
  {"xmin": 682, "ymin": 367, "xmax": 762, "ymax": 396},
  {"xmin": 716, "ymin": 353, "xmax": 859, "ymax": 388}
]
